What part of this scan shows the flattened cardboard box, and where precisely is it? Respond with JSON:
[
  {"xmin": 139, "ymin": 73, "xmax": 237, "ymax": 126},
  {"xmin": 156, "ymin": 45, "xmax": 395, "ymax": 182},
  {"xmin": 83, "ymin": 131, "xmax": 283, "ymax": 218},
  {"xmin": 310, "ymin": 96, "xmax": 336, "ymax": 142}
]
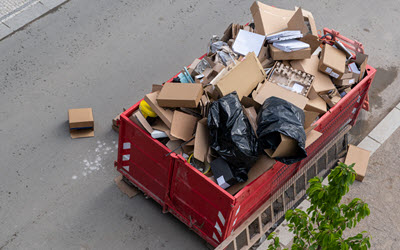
[
  {"xmin": 215, "ymin": 52, "xmax": 266, "ymax": 100},
  {"xmin": 318, "ymin": 45, "xmax": 347, "ymax": 79},
  {"xmin": 157, "ymin": 82, "xmax": 203, "ymax": 108},
  {"xmin": 129, "ymin": 110, "xmax": 153, "ymax": 134},
  {"xmin": 344, "ymin": 144, "xmax": 370, "ymax": 182},
  {"xmin": 144, "ymin": 91, "xmax": 173, "ymax": 128},
  {"xmin": 68, "ymin": 108, "xmax": 94, "ymax": 138}
]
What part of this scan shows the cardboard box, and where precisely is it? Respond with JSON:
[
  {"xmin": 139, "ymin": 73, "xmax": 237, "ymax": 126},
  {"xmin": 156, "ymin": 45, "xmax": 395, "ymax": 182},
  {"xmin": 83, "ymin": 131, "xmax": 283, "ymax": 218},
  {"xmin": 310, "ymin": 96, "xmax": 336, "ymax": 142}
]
[
  {"xmin": 291, "ymin": 55, "xmax": 336, "ymax": 94},
  {"xmin": 354, "ymin": 53, "xmax": 368, "ymax": 82},
  {"xmin": 344, "ymin": 144, "xmax": 371, "ymax": 182},
  {"xmin": 318, "ymin": 45, "xmax": 347, "ymax": 79},
  {"xmin": 156, "ymin": 82, "xmax": 203, "ymax": 108},
  {"xmin": 241, "ymin": 96, "xmax": 261, "ymax": 111},
  {"xmin": 144, "ymin": 91, "xmax": 173, "ymax": 128},
  {"xmin": 269, "ymin": 45, "xmax": 311, "ymax": 60},
  {"xmin": 264, "ymin": 133, "xmax": 299, "ymax": 159},
  {"xmin": 226, "ymin": 154, "xmax": 275, "ymax": 195},
  {"xmin": 250, "ymin": 2, "xmax": 312, "ymax": 35},
  {"xmin": 152, "ymin": 84, "xmax": 163, "ymax": 93},
  {"xmin": 68, "ymin": 108, "xmax": 94, "ymax": 138},
  {"xmin": 253, "ymin": 81, "xmax": 308, "ymax": 109},
  {"xmin": 215, "ymin": 52, "xmax": 266, "ymax": 100},
  {"xmin": 333, "ymin": 77, "xmax": 356, "ymax": 87},
  {"xmin": 210, "ymin": 158, "xmax": 236, "ymax": 189},
  {"xmin": 194, "ymin": 118, "xmax": 209, "ymax": 162},
  {"xmin": 170, "ymin": 111, "xmax": 198, "ymax": 141}
]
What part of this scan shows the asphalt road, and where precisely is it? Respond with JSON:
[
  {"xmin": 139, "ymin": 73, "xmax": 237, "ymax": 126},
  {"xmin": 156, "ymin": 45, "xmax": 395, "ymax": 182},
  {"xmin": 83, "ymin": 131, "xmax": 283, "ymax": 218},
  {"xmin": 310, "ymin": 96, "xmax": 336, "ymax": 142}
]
[{"xmin": 0, "ymin": 0, "xmax": 399, "ymax": 249}]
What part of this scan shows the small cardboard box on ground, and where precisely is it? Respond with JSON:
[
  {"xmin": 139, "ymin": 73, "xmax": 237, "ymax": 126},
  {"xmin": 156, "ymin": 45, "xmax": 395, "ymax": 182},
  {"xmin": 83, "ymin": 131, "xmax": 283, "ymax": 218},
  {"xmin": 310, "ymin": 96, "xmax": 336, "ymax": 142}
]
[
  {"xmin": 156, "ymin": 82, "xmax": 203, "ymax": 108},
  {"xmin": 344, "ymin": 145, "xmax": 371, "ymax": 182},
  {"xmin": 68, "ymin": 108, "xmax": 94, "ymax": 138}
]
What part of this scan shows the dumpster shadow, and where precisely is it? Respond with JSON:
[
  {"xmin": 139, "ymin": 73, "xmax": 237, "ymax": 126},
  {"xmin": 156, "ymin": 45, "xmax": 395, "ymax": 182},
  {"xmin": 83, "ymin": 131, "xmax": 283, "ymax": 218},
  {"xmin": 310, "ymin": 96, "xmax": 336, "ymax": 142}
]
[{"xmin": 71, "ymin": 181, "xmax": 208, "ymax": 250}]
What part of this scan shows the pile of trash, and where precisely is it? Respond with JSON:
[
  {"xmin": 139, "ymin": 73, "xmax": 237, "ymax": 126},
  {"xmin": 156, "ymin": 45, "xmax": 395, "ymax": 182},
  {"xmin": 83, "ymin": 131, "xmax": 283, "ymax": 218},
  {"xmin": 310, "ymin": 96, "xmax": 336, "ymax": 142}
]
[{"xmin": 127, "ymin": 2, "xmax": 369, "ymax": 193}]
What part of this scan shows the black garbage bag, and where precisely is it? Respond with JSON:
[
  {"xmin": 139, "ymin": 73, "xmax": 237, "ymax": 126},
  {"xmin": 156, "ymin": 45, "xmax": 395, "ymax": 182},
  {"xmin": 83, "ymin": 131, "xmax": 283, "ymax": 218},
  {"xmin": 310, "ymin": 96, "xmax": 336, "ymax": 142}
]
[
  {"xmin": 257, "ymin": 96, "xmax": 307, "ymax": 165},
  {"xmin": 208, "ymin": 92, "xmax": 259, "ymax": 182}
]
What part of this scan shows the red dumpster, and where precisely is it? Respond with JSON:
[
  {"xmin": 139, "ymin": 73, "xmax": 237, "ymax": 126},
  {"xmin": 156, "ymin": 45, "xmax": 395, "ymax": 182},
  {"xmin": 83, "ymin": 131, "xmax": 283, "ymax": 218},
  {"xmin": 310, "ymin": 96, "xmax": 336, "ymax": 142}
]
[{"xmin": 114, "ymin": 28, "xmax": 376, "ymax": 247}]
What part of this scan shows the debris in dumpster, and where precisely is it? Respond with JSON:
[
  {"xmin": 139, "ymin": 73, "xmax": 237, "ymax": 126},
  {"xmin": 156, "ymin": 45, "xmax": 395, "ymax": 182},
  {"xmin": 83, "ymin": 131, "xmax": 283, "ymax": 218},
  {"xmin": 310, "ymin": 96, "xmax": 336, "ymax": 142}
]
[
  {"xmin": 208, "ymin": 92, "xmax": 259, "ymax": 182},
  {"xmin": 214, "ymin": 52, "xmax": 266, "ymax": 100},
  {"xmin": 232, "ymin": 29, "xmax": 266, "ymax": 56},
  {"xmin": 304, "ymin": 110, "xmax": 319, "ymax": 129},
  {"xmin": 305, "ymin": 86, "xmax": 327, "ymax": 114},
  {"xmin": 210, "ymin": 157, "xmax": 237, "ymax": 189},
  {"xmin": 170, "ymin": 111, "xmax": 199, "ymax": 141},
  {"xmin": 144, "ymin": 91, "xmax": 173, "ymax": 127},
  {"xmin": 344, "ymin": 145, "xmax": 371, "ymax": 182},
  {"xmin": 152, "ymin": 84, "xmax": 163, "ymax": 93},
  {"xmin": 227, "ymin": 154, "xmax": 275, "ymax": 195},
  {"xmin": 257, "ymin": 97, "xmax": 307, "ymax": 164},
  {"xmin": 129, "ymin": 110, "xmax": 154, "ymax": 134},
  {"xmin": 68, "ymin": 108, "xmax": 94, "ymax": 139},
  {"xmin": 194, "ymin": 118, "xmax": 209, "ymax": 162},
  {"xmin": 320, "ymin": 89, "xmax": 342, "ymax": 108},
  {"xmin": 318, "ymin": 44, "xmax": 347, "ymax": 79},
  {"xmin": 267, "ymin": 61, "xmax": 314, "ymax": 97},
  {"xmin": 139, "ymin": 100, "xmax": 157, "ymax": 119},
  {"xmin": 250, "ymin": 2, "xmax": 314, "ymax": 36},
  {"xmin": 253, "ymin": 81, "xmax": 309, "ymax": 109},
  {"xmin": 291, "ymin": 55, "xmax": 336, "ymax": 94},
  {"xmin": 156, "ymin": 82, "xmax": 203, "ymax": 108}
]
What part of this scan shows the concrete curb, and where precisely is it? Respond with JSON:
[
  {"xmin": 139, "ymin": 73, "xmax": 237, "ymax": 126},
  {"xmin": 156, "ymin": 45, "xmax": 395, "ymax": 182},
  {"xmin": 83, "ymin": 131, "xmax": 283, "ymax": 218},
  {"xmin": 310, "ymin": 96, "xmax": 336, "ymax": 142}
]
[
  {"xmin": 0, "ymin": 0, "xmax": 69, "ymax": 41},
  {"xmin": 258, "ymin": 102, "xmax": 400, "ymax": 249}
]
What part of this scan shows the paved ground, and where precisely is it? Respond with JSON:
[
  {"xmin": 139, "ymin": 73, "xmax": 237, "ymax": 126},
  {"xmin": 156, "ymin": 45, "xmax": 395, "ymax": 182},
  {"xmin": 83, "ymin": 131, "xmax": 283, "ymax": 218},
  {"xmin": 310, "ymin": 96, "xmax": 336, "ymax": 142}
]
[{"xmin": 0, "ymin": 0, "xmax": 399, "ymax": 249}]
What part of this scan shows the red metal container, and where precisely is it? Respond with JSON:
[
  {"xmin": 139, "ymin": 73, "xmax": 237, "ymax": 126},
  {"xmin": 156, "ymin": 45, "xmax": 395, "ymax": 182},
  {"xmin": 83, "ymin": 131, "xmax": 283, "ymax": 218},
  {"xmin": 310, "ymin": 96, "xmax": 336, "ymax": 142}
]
[{"xmin": 114, "ymin": 29, "xmax": 376, "ymax": 247}]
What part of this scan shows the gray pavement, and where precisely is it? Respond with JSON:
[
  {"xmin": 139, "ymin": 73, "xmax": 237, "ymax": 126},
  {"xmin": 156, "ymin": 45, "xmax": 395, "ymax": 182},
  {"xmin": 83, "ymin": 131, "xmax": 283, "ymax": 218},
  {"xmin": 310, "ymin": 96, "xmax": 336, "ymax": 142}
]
[{"xmin": 0, "ymin": 0, "xmax": 399, "ymax": 249}]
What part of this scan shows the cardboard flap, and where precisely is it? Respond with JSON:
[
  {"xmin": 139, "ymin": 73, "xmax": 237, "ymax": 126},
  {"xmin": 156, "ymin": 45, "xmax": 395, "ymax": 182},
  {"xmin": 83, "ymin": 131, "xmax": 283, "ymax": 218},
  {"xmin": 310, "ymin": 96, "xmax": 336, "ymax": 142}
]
[
  {"xmin": 144, "ymin": 91, "xmax": 173, "ymax": 128},
  {"xmin": 305, "ymin": 129, "xmax": 322, "ymax": 148},
  {"xmin": 70, "ymin": 128, "xmax": 94, "ymax": 139},
  {"xmin": 355, "ymin": 53, "xmax": 368, "ymax": 82},
  {"xmin": 243, "ymin": 106, "xmax": 258, "ymax": 134},
  {"xmin": 266, "ymin": 134, "xmax": 299, "ymax": 158},
  {"xmin": 194, "ymin": 118, "xmax": 209, "ymax": 162},
  {"xmin": 286, "ymin": 8, "xmax": 309, "ymax": 35},
  {"xmin": 304, "ymin": 110, "xmax": 319, "ymax": 128},
  {"xmin": 170, "ymin": 111, "xmax": 199, "ymax": 141},
  {"xmin": 300, "ymin": 34, "xmax": 321, "ymax": 54},
  {"xmin": 130, "ymin": 110, "xmax": 153, "ymax": 134},
  {"xmin": 226, "ymin": 154, "xmax": 275, "ymax": 195}
]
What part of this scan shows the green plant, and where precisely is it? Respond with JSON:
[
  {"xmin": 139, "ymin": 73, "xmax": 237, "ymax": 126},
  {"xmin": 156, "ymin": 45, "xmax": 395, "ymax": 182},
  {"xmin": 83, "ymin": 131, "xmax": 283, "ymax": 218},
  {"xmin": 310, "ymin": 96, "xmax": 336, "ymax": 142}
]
[{"xmin": 268, "ymin": 163, "xmax": 371, "ymax": 250}]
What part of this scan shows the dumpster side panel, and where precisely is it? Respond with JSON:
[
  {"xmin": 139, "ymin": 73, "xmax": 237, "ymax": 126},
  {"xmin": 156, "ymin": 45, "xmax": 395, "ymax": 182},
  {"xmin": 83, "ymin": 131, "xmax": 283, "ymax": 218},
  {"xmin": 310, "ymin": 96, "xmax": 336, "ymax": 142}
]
[
  {"xmin": 117, "ymin": 103, "xmax": 172, "ymax": 206},
  {"xmin": 228, "ymin": 66, "xmax": 376, "ymax": 233},
  {"xmin": 169, "ymin": 156, "xmax": 235, "ymax": 247}
]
